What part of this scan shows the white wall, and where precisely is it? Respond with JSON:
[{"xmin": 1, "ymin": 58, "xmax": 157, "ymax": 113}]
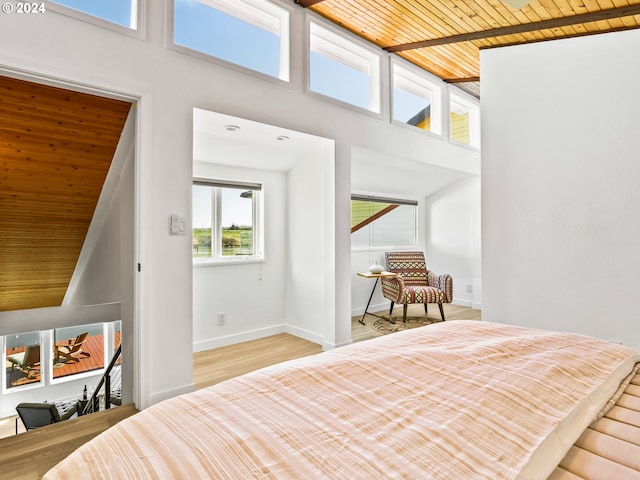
[
  {"xmin": 192, "ymin": 163, "xmax": 288, "ymax": 351},
  {"xmin": 0, "ymin": 1, "xmax": 480, "ymax": 408},
  {"xmin": 424, "ymin": 177, "xmax": 482, "ymax": 309},
  {"xmin": 67, "ymin": 133, "xmax": 136, "ymax": 408},
  {"xmin": 285, "ymin": 145, "xmax": 338, "ymax": 347},
  {"xmin": 481, "ymin": 29, "xmax": 640, "ymax": 351},
  {"xmin": 69, "ymin": 151, "xmax": 134, "ymax": 307}
]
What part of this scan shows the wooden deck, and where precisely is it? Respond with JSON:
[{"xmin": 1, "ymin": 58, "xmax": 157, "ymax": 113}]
[
  {"xmin": 5, "ymin": 333, "xmax": 121, "ymax": 387},
  {"xmin": 52, "ymin": 333, "xmax": 109, "ymax": 379}
]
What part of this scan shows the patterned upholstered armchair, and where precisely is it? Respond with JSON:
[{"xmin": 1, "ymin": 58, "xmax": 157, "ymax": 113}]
[{"xmin": 381, "ymin": 251, "xmax": 453, "ymax": 323}]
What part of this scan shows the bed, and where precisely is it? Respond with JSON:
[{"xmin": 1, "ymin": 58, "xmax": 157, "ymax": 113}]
[{"xmin": 44, "ymin": 320, "xmax": 640, "ymax": 479}]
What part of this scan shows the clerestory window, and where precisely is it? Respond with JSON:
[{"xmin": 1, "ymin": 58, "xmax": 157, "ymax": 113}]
[
  {"xmin": 449, "ymin": 91, "xmax": 481, "ymax": 149},
  {"xmin": 309, "ymin": 21, "xmax": 381, "ymax": 113},
  {"xmin": 173, "ymin": 0, "xmax": 290, "ymax": 81},
  {"xmin": 49, "ymin": 0, "xmax": 139, "ymax": 30},
  {"xmin": 392, "ymin": 62, "xmax": 442, "ymax": 135}
]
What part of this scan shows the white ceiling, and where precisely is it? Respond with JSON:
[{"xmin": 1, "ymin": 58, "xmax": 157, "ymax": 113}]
[
  {"xmin": 193, "ymin": 108, "xmax": 474, "ymax": 200},
  {"xmin": 351, "ymin": 147, "xmax": 473, "ymax": 200},
  {"xmin": 193, "ymin": 108, "xmax": 329, "ymax": 172}
]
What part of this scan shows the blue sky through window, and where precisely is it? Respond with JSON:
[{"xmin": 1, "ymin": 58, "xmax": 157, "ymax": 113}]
[
  {"xmin": 51, "ymin": 0, "xmax": 133, "ymax": 27},
  {"xmin": 309, "ymin": 52, "xmax": 369, "ymax": 110},
  {"xmin": 174, "ymin": 0, "xmax": 280, "ymax": 79},
  {"xmin": 56, "ymin": 1, "xmax": 373, "ymax": 110},
  {"xmin": 193, "ymin": 186, "xmax": 253, "ymax": 229},
  {"xmin": 394, "ymin": 88, "xmax": 431, "ymax": 124}
]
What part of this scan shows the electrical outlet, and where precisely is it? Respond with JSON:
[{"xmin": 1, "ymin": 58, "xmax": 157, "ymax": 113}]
[
  {"xmin": 217, "ymin": 313, "xmax": 226, "ymax": 326},
  {"xmin": 466, "ymin": 284, "xmax": 472, "ymax": 293}
]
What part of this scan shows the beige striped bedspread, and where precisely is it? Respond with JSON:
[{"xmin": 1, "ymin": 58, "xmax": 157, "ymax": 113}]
[{"xmin": 44, "ymin": 321, "xmax": 640, "ymax": 480}]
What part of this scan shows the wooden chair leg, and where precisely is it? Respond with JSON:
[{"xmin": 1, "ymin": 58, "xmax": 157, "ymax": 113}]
[
  {"xmin": 403, "ymin": 304, "xmax": 408, "ymax": 323},
  {"xmin": 438, "ymin": 303, "xmax": 445, "ymax": 321},
  {"xmin": 424, "ymin": 304, "xmax": 428, "ymax": 314},
  {"xmin": 389, "ymin": 302, "xmax": 394, "ymax": 315}
]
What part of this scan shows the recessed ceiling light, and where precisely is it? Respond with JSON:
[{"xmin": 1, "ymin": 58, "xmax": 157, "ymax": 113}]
[
  {"xmin": 276, "ymin": 135, "xmax": 289, "ymax": 141},
  {"xmin": 224, "ymin": 125, "xmax": 240, "ymax": 132}
]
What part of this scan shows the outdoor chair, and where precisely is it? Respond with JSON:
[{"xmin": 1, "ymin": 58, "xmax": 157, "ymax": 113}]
[
  {"xmin": 54, "ymin": 332, "xmax": 91, "ymax": 364},
  {"xmin": 381, "ymin": 251, "xmax": 453, "ymax": 323},
  {"xmin": 15, "ymin": 401, "xmax": 79, "ymax": 434},
  {"xmin": 6, "ymin": 345, "xmax": 41, "ymax": 386}
]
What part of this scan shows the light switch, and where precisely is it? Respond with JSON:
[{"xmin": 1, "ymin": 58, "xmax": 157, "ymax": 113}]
[{"xmin": 169, "ymin": 214, "xmax": 187, "ymax": 236}]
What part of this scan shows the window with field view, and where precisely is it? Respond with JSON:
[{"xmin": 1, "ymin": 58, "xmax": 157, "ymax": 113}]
[
  {"xmin": 351, "ymin": 195, "xmax": 417, "ymax": 248},
  {"xmin": 193, "ymin": 180, "xmax": 263, "ymax": 262}
]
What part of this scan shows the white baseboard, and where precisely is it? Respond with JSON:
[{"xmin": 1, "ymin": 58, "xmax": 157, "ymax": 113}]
[
  {"xmin": 284, "ymin": 324, "xmax": 324, "ymax": 346},
  {"xmin": 192, "ymin": 299, "xmax": 484, "ymax": 357},
  {"xmin": 351, "ymin": 300, "xmax": 389, "ymax": 317},
  {"xmin": 193, "ymin": 324, "xmax": 352, "ymax": 353},
  {"xmin": 193, "ymin": 324, "xmax": 327, "ymax": 353},
  {"xmin": 193, "ymin": 325, "xmax": 286, "ymax": 352},
  {"xmin": 322, "ymin": 338, "xmax": 353, "ymax": 350},
  {"xmin": 452, "ymin": 299, "xmax": 482, "ymax": 310},
  {"xmin": 452, "ymin": 298, "xmax": 472, "ymax": 307},
  {"xmin": 149, "ymin": 383, "xmax": 195, "ymax": 406}
]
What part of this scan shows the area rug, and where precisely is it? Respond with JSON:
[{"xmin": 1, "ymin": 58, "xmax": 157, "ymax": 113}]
[{"xmin": 371, "ymin": 316, "xmax": 440, "ymax": 335}]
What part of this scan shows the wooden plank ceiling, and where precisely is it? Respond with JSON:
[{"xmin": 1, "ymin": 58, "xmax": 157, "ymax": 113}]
[
  {"xmin": 295, "ymin": 0, "xmax": 640, "ymax": 98},
  {"xmin": 0, "ymin": 76, "xmax": 131, "ymax": 312}
]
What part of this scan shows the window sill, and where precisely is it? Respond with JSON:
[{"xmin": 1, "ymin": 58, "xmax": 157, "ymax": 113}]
[
  {"xmin": 3, "ymin": 381, "xmax": 43, "ymax": 394},
  {"xmin": 193, "ymin": 257, "xmax": 265, "ymax": 267},
  {"xmin": 351, "ymin": 246, "xmax": 418, "ymax": 252},
  {"xmin": 51, "ymin": 369, "xmax": 104, "ymax": 386}
]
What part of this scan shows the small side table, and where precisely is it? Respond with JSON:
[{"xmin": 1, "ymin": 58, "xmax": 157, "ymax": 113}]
[{"xmin": 357, "ymin": 271, "xmax": 397, "ymax": 325}]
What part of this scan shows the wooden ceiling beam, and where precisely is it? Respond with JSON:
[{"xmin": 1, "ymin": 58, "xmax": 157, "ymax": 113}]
[
  {"xmin": 384, "ymin": 4, "xmax": 640, "ymax": 52},
  {"xmin": 294, "ymin": 0, "xmax": 326, "ymax": 7},
  {"xmin": 479, "ymin": 25, "xmax": 640, "ymax": 50},
  {"xmin": 445, "ymin": 77, "xmax": 480, "ymax": 83}
]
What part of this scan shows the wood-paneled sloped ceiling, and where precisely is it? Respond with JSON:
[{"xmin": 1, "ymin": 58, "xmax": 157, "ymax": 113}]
[
  {"xmin": 295, "ymin": 0, "xmax": 640, "ymax": 98},
  {"xmin": 0, "ymin": 76, "xmax": 132, "ymax": 312}
]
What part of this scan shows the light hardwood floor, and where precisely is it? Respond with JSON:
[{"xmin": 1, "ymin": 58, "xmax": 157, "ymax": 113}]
[
  {"xmin": 193, "ymin": 332, "xmax": 323, "ymax": 390},
  {"xmin": 351, "ymin": 302, "xmax": 481, "ymax": 342},
  {"xmin": 195, "ymin": 303, "xmax": 480, "ymax": 389},
  {"xmin": 0, "ymin": 404, "xmax": 138, "ymax": 480},
  {"xmin": 0, "ymin": 304, "xmax": 480, "ymax": 477}
]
